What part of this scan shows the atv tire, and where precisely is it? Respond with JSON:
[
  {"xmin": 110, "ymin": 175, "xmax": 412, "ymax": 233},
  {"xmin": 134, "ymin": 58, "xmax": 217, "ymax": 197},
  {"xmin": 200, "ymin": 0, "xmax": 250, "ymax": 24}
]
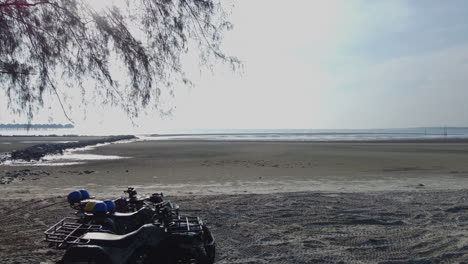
[
  {"xmin": 62, "ymin": 245, "xmax": 112, "ymax": 264},
  {"xmin": 128, "ymin": 246, "xmax": 156, "ymax": 264}
]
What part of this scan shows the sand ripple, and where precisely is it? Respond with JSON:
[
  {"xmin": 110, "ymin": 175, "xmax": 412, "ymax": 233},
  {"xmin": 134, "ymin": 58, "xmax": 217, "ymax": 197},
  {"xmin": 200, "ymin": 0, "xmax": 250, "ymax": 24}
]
[{"xmin": 1, "ymin": 190, "xmax": 468, "ymax": 263}]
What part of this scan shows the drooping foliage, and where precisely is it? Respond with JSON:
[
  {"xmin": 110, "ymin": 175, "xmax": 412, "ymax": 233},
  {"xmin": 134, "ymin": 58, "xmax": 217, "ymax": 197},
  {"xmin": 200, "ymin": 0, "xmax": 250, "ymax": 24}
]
[{"xmin": 0, "ymin": 0, "xmax": 239, "ymax": 121}]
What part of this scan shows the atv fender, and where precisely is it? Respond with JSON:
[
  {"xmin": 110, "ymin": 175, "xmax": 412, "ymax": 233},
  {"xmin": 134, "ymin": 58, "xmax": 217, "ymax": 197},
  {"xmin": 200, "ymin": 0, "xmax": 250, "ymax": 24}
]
[
  {"xmin": 203, "ymin": 225, "xmax": 216, "ymax": 264},
  {"xmin": 74, "ymin": 224, "xmax": 166, "ymax": 264}
]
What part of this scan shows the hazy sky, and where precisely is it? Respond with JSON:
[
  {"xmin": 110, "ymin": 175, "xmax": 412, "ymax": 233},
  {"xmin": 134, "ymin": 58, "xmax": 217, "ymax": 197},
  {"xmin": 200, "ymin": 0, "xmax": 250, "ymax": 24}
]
[{"xmin": 1, "ymin": 0, "xmax": 468, "ymax": 132}]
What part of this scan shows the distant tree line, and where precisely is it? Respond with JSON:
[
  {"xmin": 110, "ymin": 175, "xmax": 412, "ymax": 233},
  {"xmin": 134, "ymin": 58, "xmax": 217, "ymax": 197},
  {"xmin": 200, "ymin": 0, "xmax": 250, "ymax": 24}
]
[{"xmin": 0, "ymin": 123, "xmax": 74, "ymax": 130}]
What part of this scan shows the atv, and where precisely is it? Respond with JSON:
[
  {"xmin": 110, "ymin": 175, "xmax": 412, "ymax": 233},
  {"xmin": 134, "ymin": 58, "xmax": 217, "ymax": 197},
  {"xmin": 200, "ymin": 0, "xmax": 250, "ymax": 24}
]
[{"xmin": 44, "ymin": 188, "xmax": 215, "ymax": 264}]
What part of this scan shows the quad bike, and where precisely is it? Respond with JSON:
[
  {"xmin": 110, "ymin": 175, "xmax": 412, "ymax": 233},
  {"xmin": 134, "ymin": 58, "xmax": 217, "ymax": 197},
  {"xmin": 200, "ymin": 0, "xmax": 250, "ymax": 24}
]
[
  {"xmin": 44, "ymin": 188, "xmax": 215, "ymax": 264},
  {"xmin": 48, "ymin": 216, "xmax": 215, "ymax": 264}
]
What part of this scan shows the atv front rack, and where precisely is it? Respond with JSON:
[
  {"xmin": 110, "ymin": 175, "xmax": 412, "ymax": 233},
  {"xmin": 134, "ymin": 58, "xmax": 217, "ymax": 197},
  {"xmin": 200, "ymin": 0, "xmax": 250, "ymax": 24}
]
[{"xmin": 44, "ymin": 217, "xmax": 102, "ymax": 248}]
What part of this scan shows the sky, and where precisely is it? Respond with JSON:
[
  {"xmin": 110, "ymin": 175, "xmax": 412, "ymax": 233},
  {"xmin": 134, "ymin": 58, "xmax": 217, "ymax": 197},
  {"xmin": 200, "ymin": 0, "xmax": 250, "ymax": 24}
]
[{"xmin": 1, "ymin": 0, "xmax": 468, "ymax": 132}]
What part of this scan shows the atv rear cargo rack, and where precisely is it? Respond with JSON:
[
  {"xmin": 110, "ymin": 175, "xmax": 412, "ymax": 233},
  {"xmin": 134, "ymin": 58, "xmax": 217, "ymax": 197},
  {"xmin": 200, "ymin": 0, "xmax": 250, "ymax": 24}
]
[
  {"xmin": 44, "ymin": 217, "xmax": 102, "ymax": 248},
  {"xmin": 166, "ymin": 216, "xmax": 204, "ymax": 235}
]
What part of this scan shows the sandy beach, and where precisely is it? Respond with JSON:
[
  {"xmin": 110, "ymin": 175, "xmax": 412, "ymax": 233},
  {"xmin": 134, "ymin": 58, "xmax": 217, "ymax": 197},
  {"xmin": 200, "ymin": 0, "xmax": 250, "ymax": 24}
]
[
  {"xmin": 2, "ymin": 0, "xmax": 468, "ymax": 263},
  {"xmin": 1, "ymin": 137, "xmax": 468, "ymax": 263}
]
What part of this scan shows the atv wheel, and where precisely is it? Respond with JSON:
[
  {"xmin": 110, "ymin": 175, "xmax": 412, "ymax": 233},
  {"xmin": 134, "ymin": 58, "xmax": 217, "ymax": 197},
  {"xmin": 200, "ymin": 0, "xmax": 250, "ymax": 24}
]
[
  {"xmin": 194, "ymin": 246, "xmax": 213, "ymax": 264},
  {"xmin": 158, "ymin": 245, "xmax": 209, "ymax": 264},
  {"xmin": 202, "ymin": 225, "xmax": 216, "ymax": 264},
  {"xmin": 128, "ymin": 247, "xmax": 156, "ymax": 264},
  {"xmin": 62, "ymin": 245, "xmax": 112, "ymax": 264},
  {"xmin": 204, "ymin": 243, "xmax": 216, "ymax": 264}
]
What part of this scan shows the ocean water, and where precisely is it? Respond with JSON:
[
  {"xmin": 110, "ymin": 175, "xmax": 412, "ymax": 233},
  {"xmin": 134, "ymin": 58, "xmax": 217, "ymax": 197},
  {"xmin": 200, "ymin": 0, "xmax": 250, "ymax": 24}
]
[
  {"xmin": 144, "ymin": 128, "xmax": 468, "ymax": 142},
  {"xmin": 2, "ymin": 127, "xmax": 468, "ymax": 142}
]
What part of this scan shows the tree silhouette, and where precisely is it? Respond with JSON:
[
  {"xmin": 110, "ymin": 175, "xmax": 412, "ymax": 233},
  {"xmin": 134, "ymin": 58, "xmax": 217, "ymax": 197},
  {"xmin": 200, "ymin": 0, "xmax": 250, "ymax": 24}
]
[{"xmin": 0, "ymin": 0, "xmax": 239, "ymax": 122}]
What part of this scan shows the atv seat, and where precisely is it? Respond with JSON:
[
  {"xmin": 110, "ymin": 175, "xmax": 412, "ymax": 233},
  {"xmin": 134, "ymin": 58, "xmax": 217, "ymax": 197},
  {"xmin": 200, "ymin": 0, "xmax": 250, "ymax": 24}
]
[
  {"xmin": 113, "ymin": 211, "xmax": 139, "ymax": 217},
  {"xmin": 81, "ymin": 224, "xmax": 161, "ymax": 248},
  {"xmin": 112, "ymin": 206, "xmax": 150, "ymax": 219}
]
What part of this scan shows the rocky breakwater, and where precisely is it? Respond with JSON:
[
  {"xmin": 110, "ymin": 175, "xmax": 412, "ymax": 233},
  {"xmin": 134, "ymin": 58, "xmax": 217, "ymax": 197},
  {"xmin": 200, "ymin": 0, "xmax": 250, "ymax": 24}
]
[{"xmin": 9, "ymin": 135, "xmax": 136, "ymax": 161}]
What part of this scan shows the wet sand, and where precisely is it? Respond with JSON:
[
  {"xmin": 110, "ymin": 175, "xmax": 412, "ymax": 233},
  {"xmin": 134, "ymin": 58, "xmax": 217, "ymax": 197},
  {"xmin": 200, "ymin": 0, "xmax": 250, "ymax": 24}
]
[
  {"xmin": 1, "ymin": 137, "xmax": 468, "ymax": 263},
  {"xmin": 2, "ymin": 138, "xmax": 468, "ymax": 197}
]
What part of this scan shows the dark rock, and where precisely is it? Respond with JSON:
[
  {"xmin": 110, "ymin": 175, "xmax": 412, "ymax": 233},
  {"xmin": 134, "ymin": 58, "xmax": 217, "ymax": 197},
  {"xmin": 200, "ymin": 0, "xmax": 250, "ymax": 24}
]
[
  {"xmin": 1, "ymin": 169, "xmax": 52, "ymax": 185},
  {"xmin": 9, "ymin": 135, "xmax": 136, "ymax": 161},
  {"xmin": 446, "ymin": 206, "xmax": 468, "ymax": 213}
]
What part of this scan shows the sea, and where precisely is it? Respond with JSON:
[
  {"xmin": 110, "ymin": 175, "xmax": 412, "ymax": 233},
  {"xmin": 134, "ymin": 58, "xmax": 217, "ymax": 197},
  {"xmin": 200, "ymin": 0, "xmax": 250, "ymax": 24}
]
[
  {"xmin": 2, "ymin": 127, "xmax": 468, "ymax": 142},
  {"xmin": 146, "ymin": 128, "xmax": 468, "ymax": 142}
]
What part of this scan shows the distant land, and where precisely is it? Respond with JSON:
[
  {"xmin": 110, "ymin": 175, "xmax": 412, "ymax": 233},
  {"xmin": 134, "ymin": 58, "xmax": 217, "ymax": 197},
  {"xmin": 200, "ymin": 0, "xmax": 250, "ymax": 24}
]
[{"xmin": 0, "ymin": 124, "xmax": 74, "ymax": 130}]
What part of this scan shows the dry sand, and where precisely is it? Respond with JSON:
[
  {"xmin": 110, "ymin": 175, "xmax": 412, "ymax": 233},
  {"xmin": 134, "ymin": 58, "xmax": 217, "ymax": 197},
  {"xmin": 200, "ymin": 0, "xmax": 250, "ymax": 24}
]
[{"xmin": 1, "ymin": 137, "xmax": 468, "ymax": 263}]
